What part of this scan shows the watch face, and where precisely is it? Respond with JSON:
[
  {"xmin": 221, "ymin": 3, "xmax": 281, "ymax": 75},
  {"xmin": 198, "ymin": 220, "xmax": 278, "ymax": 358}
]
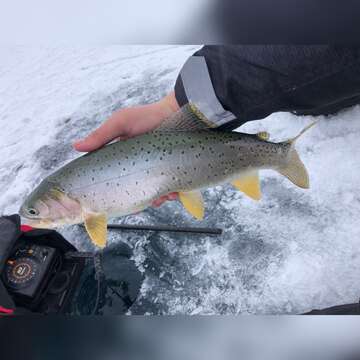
[{"xmin": 5, "ymin": 257, "xmax": 39, "ymax": 289}]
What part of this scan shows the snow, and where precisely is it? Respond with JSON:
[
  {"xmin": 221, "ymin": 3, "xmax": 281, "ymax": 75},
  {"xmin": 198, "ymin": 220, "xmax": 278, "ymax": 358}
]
[{"xmin": 1, "ymin": 45, "xmax": 360, "ymax": 314}]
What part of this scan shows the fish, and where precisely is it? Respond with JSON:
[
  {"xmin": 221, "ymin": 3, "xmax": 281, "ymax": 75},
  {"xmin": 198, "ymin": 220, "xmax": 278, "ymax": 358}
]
[{"xmin": 19, "ymin": 104, "xmax": 315, "ymax": 248}]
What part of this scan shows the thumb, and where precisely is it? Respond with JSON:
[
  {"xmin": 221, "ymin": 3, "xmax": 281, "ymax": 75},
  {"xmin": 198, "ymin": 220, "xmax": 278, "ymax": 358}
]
[{"xmin": 73, "ymin": 112, "xmax": 128, "ymax": 152}]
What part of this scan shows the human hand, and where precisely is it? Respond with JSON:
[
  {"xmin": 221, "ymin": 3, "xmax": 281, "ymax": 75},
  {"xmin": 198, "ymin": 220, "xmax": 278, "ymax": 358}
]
[{"xmin": 73, "ymin": 92, "xmax": 180, "ymax": 207}]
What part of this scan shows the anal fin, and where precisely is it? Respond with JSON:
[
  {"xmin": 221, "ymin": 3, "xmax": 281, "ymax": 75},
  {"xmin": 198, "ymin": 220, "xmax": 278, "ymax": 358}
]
[
  {"xmin": 178, "ymin": 190, "xmax": 205, "ymax": 220},
  {"xmin": 232, "ymin": 171, "xmax": 262, "ymax": 201}
]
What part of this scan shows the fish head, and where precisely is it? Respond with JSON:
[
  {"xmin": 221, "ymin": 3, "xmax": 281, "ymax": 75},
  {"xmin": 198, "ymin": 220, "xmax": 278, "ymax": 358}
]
[{"xmin": 19, "ymin": 180, "xmax": 82, "ymax": 228}]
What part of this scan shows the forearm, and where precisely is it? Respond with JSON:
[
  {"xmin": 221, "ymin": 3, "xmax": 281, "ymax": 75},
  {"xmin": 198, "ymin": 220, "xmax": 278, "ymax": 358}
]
[{"xmin": 175, "ymin": 45, "xmax": 360, "ymax": 129}]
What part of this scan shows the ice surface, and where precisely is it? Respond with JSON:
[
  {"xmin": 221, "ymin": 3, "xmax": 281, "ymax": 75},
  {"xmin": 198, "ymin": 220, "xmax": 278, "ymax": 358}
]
[{"xmin": 1, "ymin": 46, "xmax": 360, "ymax": 314}]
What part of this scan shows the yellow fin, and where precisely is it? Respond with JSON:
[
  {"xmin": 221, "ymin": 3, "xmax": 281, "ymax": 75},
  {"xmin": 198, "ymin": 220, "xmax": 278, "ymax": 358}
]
[
  {"xmin": 277, "ymin": 149, "xmax": 309, "ymax": 189},
  {"xmin": 178, "ymin": 190, "xmax": 205, "ymax": 220},
  {"xmin": 257, "ymin": 131, "xmax": 270, "ymax": 141},
  {"xmin": 232, "ymin": 171, "xmax": 261, "ymax": 201},
  {"xmin": 83, "ymin": 212, "xmax": 107, "ymax": 248}
]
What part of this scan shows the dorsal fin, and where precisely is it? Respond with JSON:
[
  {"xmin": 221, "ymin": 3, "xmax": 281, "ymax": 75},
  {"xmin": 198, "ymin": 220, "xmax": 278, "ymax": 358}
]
[{"xmin": 156, "ymin": 103, "xmax": 215, "ymax": 132}]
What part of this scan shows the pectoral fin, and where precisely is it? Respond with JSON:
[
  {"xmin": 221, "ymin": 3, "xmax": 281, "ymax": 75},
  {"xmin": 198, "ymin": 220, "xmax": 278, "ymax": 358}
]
[
  {"xmin": 83, "ymin": 212, "xmax": 108, "ymax": 248},
  {"xmin": 178, "ymin": 190, "xmax": 205, "ymax": 220},
  {"xmin": 232, "ymin": 171, "xmax": 262, "ymax": 200}
]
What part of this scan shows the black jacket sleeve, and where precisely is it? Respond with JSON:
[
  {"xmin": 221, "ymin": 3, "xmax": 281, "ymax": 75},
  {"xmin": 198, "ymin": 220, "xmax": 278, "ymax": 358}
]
[{"xmin": 175, "ymin": 45, "xmax": 360, "ymax": 130}]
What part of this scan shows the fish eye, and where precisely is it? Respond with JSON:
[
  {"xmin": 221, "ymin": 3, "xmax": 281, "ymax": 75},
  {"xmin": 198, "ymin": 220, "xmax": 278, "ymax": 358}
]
[{"xmin": 27, "ymin": 208, "xmax": 39, "ymax": 216}]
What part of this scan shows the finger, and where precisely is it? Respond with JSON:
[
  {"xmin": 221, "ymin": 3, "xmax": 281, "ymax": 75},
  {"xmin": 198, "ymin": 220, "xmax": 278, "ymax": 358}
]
[{"xmin": 73, "ymin": 112, "xmax": 129, "ymax": 152}]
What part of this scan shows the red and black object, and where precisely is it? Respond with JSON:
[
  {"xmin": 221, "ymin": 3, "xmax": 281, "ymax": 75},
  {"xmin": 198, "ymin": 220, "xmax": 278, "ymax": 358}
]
[{"xmin": 0, "ymin": 215, "xmax": 85, "ymax": 315}]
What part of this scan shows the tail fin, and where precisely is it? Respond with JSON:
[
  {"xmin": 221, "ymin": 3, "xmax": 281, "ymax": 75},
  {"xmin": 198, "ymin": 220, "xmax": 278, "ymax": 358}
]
[
  {"xmin": 286, "ymin": 121, "xmax": 317, "ymax": 145},
  {"xmin": 276, "ymin": 121, "xmax": 316, "ymax": 189},
  {"xmin": 277, "ymin": 148, "xmax": 309, "ymax": 188}
]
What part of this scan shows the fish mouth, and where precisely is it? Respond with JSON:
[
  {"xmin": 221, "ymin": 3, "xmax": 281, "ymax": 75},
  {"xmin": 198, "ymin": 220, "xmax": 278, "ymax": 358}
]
[{"xmin": 19, "ymin": 215, "xmax": 54, "ymax": 229}]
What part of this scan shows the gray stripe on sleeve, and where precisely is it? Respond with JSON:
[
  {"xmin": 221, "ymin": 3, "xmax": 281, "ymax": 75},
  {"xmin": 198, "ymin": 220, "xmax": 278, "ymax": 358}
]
[{"xmin": 179, "ymin": 56, "xmax": 236, "ymax": 127}]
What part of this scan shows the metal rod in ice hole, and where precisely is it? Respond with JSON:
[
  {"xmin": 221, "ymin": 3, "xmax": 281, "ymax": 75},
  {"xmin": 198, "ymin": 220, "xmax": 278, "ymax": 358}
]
[{"xmin": 106, "ymin": 223, "xmax": 223, "ymax": 235}]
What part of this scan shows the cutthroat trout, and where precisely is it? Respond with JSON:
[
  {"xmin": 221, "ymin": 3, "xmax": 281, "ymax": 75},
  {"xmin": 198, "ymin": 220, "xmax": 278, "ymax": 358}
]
[{"xmin": 19, "ymin": 104, "xmax": 314, "ymax": 247}]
